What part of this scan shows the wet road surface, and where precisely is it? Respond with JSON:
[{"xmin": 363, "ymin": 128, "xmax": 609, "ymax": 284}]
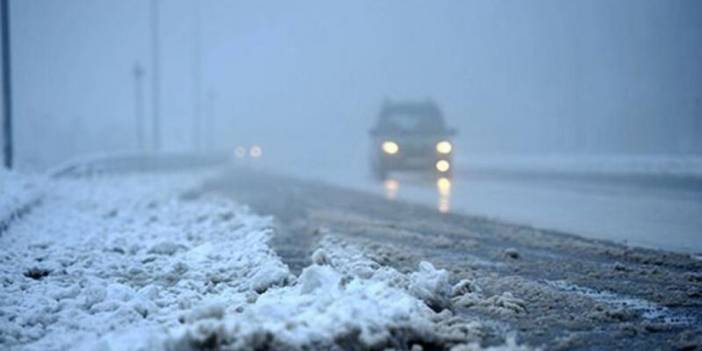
[{"xmin": 273, "ymin": 163, "xmax": 702, "ymax": 254}]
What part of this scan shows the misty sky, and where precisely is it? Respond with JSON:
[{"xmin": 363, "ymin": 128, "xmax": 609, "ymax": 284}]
[{"xmin": 6, "ymin": 0, "xmax": 702, "ymax": 170}]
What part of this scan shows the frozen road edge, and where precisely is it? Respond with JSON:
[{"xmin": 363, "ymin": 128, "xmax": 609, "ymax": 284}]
[{"xmin": 0, "ymin": 171, "xmax": 532, "ymax": 350}]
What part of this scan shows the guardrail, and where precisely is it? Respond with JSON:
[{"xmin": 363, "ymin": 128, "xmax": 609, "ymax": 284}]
[
  {"xmin": 49, "ymin": 151, "xmax": 230, "ymax": 178},
  {"xmin": 1, "ymin": 151, "xmax": 229, "ymax": 235},
  {"xmin": 0, "ymin": 197, "xmax": 41, "ymax": 235}
]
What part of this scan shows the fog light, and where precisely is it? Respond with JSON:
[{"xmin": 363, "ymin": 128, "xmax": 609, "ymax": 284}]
[
  {"xmin": 436, "ymin": 160, "xmax": 450, "ymax": 172},
  {"xmin": 382, "ymin": 141, "xmax": 399, "ymax": 154}
]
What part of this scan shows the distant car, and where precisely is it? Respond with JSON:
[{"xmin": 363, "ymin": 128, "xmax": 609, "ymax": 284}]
[{"xmin": 369, "ymin": 100, "xmax": 456, "ymax": 180}]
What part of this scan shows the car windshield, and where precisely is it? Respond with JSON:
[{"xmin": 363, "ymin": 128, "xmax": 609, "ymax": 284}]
[{"xmin": 378, "ymin": 114, "xmax": 444, "ymax": 133}]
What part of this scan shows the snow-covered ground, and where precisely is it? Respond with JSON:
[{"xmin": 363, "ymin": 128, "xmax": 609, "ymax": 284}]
[
  {"xmin": 0, "ymin": 169, "xmax": 45, "ymax": 230},
  {"xmin": 0, "ymin": 170, "xmax": 528, "ymax": 350}
]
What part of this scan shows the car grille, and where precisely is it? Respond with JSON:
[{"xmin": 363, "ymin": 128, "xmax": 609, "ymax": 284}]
[{"xmin": 401, "ymin": 143, "xmax": 434, "ymax": 157}]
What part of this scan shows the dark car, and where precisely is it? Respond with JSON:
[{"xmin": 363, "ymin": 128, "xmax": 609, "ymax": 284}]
[{"xmin": 369, "ymin": 100, "xmax": 456, "ymax": 180}]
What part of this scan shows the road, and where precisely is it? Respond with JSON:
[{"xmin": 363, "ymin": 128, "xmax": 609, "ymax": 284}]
[
  {"xmin": 270, "ymin": 163, "xmax": 702, "ymax": 254},
  {"xmin": 202, "ymin": 166, "xmax": 702, "ymax": 350}
]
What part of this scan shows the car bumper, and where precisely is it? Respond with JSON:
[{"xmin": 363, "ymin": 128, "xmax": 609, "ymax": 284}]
[{"xmin": 379, "ymin": 155, "xmax": 452, "ymax": 171}]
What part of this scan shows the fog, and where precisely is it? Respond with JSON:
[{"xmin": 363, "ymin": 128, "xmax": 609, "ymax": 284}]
[
  {"xmin": 3, "ymin": 3, "xmax": 702, "ymax": 347},
  {"xmin": 5, "ymin": 0, "xmax": 702, "ymax": 171}
]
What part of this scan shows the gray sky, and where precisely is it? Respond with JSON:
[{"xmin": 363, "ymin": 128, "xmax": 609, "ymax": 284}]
[{"xmin": 7, "ymin": 0, "xmax": 702, "ymax": 169}]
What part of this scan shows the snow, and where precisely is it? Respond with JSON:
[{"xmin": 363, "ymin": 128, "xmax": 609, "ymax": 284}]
[
  {"xmin": 0, "ymin": 168, "xmax": 44, "ymax": 229},
  {"xmin": 151, "ymin": 237, "xmax": 479, "ymax": 350},
  {"xmin": 0, "ymin": 171, "xmax": 289, "ymax": 350},
  {"xmin": 409, "ymin": 261, "xmax": 453, "ymax": 311},
  {"xmin": 1, "ymin": 171, "xmax": 532, "ymax": 350}
]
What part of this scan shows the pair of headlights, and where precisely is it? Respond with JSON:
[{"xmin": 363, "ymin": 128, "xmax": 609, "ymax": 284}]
[
  {"xmin": 234, "ymin": 145, "xmax": 262, "ymax": 159},
  {"xmin": 381, "ymin": 140, "xmax": 452, "ymax": 155}
]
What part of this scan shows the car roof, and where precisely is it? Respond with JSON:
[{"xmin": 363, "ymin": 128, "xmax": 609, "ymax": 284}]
[{"xmin": 379, "ymin": 100, "xmax": 444, "ymax": 120}]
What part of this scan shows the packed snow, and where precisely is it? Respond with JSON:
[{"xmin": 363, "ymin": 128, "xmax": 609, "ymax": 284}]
[{"xmin": 0, "ymin": 171, "xmax": 531, "ymax": 350}]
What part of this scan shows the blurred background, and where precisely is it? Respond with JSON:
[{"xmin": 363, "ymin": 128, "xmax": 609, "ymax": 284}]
[
  {"xmin": 4, "ymin": 0, "xmax": 702, "ymax": 170},
  {"xmin": 2, "ymin": 0, "xmax": 702, "ymax": 251}
]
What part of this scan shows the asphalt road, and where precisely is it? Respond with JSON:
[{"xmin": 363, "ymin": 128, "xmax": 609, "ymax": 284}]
[
  {"xmin": 270, "ymin": 163, "xmax": 702, "ymax": 254},
  {"xmin": 202, "ymin": 166, "xmax": 702, "ymax": 350}
]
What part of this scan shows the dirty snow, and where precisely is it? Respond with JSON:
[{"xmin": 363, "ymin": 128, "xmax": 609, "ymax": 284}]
[
  {"xmin": 0, "ymin": 171, "xmax": 532, "ymax": 350},
  {"xmin": 147, "ymin": 236, "xmax": 496, "ymax": 350}
]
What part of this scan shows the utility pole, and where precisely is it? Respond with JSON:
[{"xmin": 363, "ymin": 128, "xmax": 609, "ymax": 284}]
[
  {"xmin": 1, "ymin": 0, "xmax": 13, "ymax": 169},
  {"xmin": 191, "ymin": 0, "xmax": 202, "ymax": 152},
  {"xmin": 695, "ymin": 98, "xmax": 702, "ymax": 153},
  {"xmin": 571, "ymin": 1, "xmax": 583, "ymax": 154},
  {"xmin": 150, "ymin": 0, "xmax": 161, "ymax": 151},
  {"xmin": 133, "ymin": 63, "xmax": 145, "ymax": 151}
]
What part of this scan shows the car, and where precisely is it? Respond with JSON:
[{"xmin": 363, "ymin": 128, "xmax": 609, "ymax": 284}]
[{"xmin": 369, "ymin": 99, "xmax": 456, "ymax": 180}]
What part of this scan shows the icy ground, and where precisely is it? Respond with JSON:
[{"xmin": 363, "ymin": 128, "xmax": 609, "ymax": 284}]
[{"xmin": 0, "ymin": 171, "xmax": 530, "ymax": 350}]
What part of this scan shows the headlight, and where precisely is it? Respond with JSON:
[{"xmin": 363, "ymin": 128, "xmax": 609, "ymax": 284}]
[
  {"xmin": 436, "ymin": 141, "xmax": 452, "ymax": 154},
  {"xmin": 234, "ymin": 146, "xmax": 246, "ymax": 159},
  {"xmin": 249, "ymin": 145, "xmax": 262, "ymax": 158},
  {"xmin": 435, "ymin": 160, "xmax": 450, "ymax": 172},
  {"xmin": 382, "ymin": 141, "xmax": 399, "ymax": 154}
]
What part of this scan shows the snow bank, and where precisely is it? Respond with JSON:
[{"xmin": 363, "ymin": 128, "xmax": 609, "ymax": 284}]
[{"xmin": 0, "ymin": 172, "xmax": 289, "ymax": 350}]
